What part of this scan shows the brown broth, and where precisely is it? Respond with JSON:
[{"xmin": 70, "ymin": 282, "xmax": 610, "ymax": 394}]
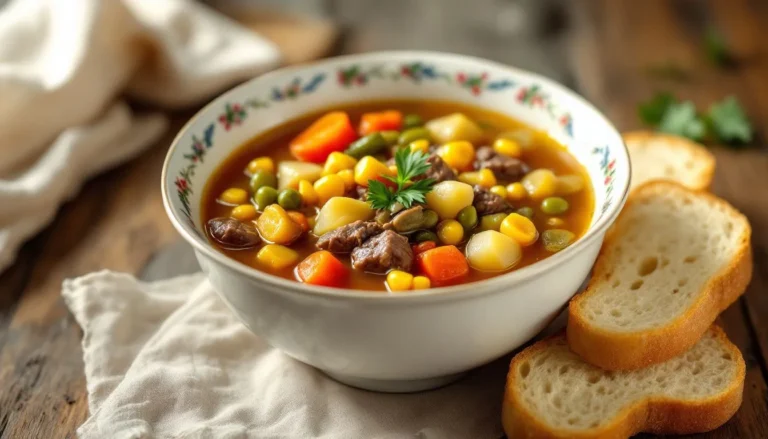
[{"xmin": 202, "ymin": 99, "xmax": 594, "ymax": 291}]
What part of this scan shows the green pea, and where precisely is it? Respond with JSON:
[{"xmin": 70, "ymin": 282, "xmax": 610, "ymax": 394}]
[
  {"xmin": 254, "ymin": 186, "xmax": 278, "ymax": 211},
  {"xmin": 413, "ymin": 230, "xmax": 438, "ymax": 243},
  {"xmin": 380, "ymin": 130, "xmax": 401, "ymax": 145},
  {"xmin": 398, "ymin": 127, "xmax": 432, "ymax": 145},
  {"xmin": 541, "ymin": 197, "xmax": 569, "ymax": 215},
  {"xmin": 421, "ymin": 209, "xmax": 439, "ymax": 229},
  {"xmin": 277, "ymin": 188, "xmax": 302, "ymax": 210},
  {"xmin": 249, "ymin": 170, "xmax": 276, "ymax": 193},
  {"xmin": 403, "ymin": 114, "xmax": 423, "ymax": 129},
  {"xmin": 456, "ymin": 206, "xmax": 478, "ymax": 231},
  {"xmin": 516, "ymin": 206, "xmax": 534, "ymax": 219},
  {"xmin": 345, "ymin": 133, "xmax": 387, "ymax": 158},
  {"xmin": 478, "ymin": 213, "xmax": 507, "ymax": 231},
  {"xmin": 541, "ymin": 229, "xmax": 576, "ymax": 253}
]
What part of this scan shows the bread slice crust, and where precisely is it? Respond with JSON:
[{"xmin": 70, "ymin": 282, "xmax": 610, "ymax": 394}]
[
  {"xmin": 623, "ymin": 131, "xmax": 716, "ymax": 192},
  {"xmin": 567, "ymin": 181, "xmax": 752, "ymax": 370},
  {"xmin": 503, "ymin": 326, "xmax": 745, "ymax": 439}
]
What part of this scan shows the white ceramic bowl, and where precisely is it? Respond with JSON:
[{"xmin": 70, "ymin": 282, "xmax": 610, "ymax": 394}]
[{"xmin": 162, "ymin": 51, "xmax": 630, "ymax": 392}]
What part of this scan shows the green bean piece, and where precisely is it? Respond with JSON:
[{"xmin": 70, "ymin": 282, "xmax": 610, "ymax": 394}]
[
  {"xmin": 421, "ymin": 209, "xmax": 439, "ymax": 229},
  {"xmin": 478, "ymin": 213, "xmax": 507, "ymax": 231},
  {"xmin": 380, "ymin": 130, "xmax": 401, "ymax": 145},
  {"xmin": 456, "ymin": 206, "xmax": 478, "ymax": 231},
  {"xmin": 398, "ymin": 127, "xmax": 432, "ymax": 146},
  {"xmin": 277, "ymin": 188, "xmax": 302, "ymax": 210},
  {"xmin": 541, "ymin": 229, "xmax": 576, "ymax": 253},
  {"xmin": 254, "ymin": 186, "xmax": 278, "ymax": 211},
  {"xmin": 403, "ymin": 114, "xmax": 423, "ymax": 129},
  {"xmin": 541, "ymin": 197, "xmax": 569, "ymax": 215},
  {"xmin": 344, "ymin": 133, "xmax": 388, "ymax": 158},
  {"xmin": 516, "ymin": 206, "xmax": 535, "ymax": 219},
  {"xmin": 413, "ymin": 230, "xmax": 438, "ymax": 243},
  {"xmin": 249, "ymin": 170, "xmax": 277, "ymax": 193}
]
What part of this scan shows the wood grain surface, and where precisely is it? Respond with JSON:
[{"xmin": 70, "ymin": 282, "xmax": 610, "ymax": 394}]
[{"xmin": 1, "ymin": 0, "xmax": 767, "ymax": 437}]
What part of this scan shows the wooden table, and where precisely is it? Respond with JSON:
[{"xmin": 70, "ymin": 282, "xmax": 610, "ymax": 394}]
[{"xmin": 1, "ymin": 0, "xmax": 767, "ymax": 437}]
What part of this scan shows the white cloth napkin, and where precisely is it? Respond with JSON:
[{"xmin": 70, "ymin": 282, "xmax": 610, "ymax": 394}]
[
  {"xmin": 0, "ymin": 0, "xmax": 281, "ymax": 272},
  {"xmin": 63, "ymin": 271, "xmax": 507, "ymax": 439}
]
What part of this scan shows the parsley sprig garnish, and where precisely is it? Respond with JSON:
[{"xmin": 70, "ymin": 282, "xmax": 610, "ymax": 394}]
[{"xmin": 367, "ymin": 148, "xmax": 435, "ymax": 211}]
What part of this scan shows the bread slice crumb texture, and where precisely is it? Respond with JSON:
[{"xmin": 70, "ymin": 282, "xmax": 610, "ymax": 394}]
[
  {"xmin": 503, "ymin": 326, "xmax": 745, "ymax": 438},
  {"xmin": 624, "ymin": 131, "xmax": 715, "ymax": 191}
]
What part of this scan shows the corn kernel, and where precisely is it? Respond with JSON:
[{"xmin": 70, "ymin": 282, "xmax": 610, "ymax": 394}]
[
  {"xmin": 458, "ymin": 171, "xmax": 480, "ymax": 186},
  {"xmin": 256, "ymin": 244, "xmax": 299, "ymax": 270},
  {"xmin": 337, "ymin": 169, "xmax": 355, "ymax": 190},
  {"xmin": 477, "ymin": 169, "xmax": 497, "ymax": 188},
  {"xmin": 493, "ymin": 138, "xmax": 522, "ymax": 158},
  {"xmin": 409, "ymin": 139, "xmax": 430, "ymax": 154},
  {"xmin": 521, "ymin": 169, "xmax": 557, "ymax": 199},
  {"xmin": 437, "ymin": 141, "xmax": 475, "ymax": 171},
  {"xmin": 412, "ymin": 276, "xmax": 431, "ymax": 290},
  {"xmin": 323, "ymin": 152, "xmax": 358, "ymax": 175},
  {"xmin": 547, "ymin": 217, "xmax": 566, "ymax": 227},
  {"xmin": 219, "ymin": 188, "xmax": 249, "ymax": 205},
  {"xmin": 489, "ymin": 185, "xmax": 507, "ymax": 198},
  {"xmin": 231, "ymin": 204, "xmax": 257, "ymax": 221},
  {"xmin": 246, "ymin": 157, "xmax": 275, "ymax": 174},
  {"xmin": 386, "ymin": 270, "xmax": 414, "ymax": 292},
  {"xmin": 314, "ymin": 174, "xmax": 346, "ymax": 205},
  {"xmin": 437, "ymin": 219, "xmax": 464, "ymax": 245},
  {"xmin": 354, "ymin": 156, "xmax": 393, "ymax": 186},
  {"xmin": 500, "ymin": 213, "xmax": 539, "ymax": 246},
  {"xmin": 506, "ymin": 182, "xmax": 527, "ymax": 201},
  {"xmin": 298, "ymin": 179, "xmax": 319, "ymax": 206}
]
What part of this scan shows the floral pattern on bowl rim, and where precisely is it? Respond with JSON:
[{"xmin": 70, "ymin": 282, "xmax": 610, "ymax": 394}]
[{"xmin": 164, "ymin": 52, "xmax": 628, "ymax": 250}]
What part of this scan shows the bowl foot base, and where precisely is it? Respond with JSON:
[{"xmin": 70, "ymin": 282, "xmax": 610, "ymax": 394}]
[{"xmin": 323, "ymin": 370, "xmax": 467, "ymax": 393}]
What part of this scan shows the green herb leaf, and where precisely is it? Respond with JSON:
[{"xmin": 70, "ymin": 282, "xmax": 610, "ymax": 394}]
[
  {"xmin": 708, "ymin": 96, "xmax": 753, "ymax": 144},
  {"xmin": 658, "ymin": 101, "xmax": 707, "ymax": 141},
  {"xmin": 704, "ymin": 28, "xmax": 734, "ymax": 67},
  {"xmin": 366, "ymin": 148, "xmax": 435, "ymax": 211},
  {"xmin": 638, "ymin": 92, "xmax": 676, "ymax": 126}
]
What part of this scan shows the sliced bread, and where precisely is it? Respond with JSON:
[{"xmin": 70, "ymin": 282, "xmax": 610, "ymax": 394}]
[
  {"xmin": 503, "ymin": 326, "xmax": 745, "ymax": 439},
  {"xmin": 624, "ymin": 131, "xmax": 715, "ymax": 191},
  {"xmin": 567, "ymin": 181, "xmax": 751, "ymax": 370}
]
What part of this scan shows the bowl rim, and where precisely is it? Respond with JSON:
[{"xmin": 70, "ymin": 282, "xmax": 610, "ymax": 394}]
[{"xmin": 161, "ymin": 50, "xmax": 631, "ymax": 304}]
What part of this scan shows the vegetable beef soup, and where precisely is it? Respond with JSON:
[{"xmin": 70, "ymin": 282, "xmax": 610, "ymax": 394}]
[{"xmin": 202, "ymin": 100, "xmax": 594, "ymax": 292}]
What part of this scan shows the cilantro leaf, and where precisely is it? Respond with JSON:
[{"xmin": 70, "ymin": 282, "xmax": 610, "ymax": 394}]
[
  {"xmin": 658, "ymin": 101, "xmax": 707, "ymax": 141},
  {"xmin": 707, "ymin": 96, "xmax": 753, "ymax": 144},
  {"xmin": 638, "ymin": 92, "xmax": 676, "ymax": 126},
  {"xmin": 366, "ymin": 148, "xmax": 435, "ymax": 211}
]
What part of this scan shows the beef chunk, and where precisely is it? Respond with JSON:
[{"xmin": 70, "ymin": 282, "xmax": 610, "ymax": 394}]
[
  {"xmin": 413, "ymin": 154, "xmax": 456, "ymax": 183},
  {"xmin": 473, "ymin": 185, "xmax": 512, "ymax": 215},
  {"xmin": 351, "ymin": 230, "xmax": 413, "ymax": 273},
  {"xmin": 316, "ymin": 220, "xmax": 385, "ymax": 253},
  {"xmin": 207, "ymin": 217, "xmax": 261, "ymax": 248},
  {"xmin": 475, "ymin": 146, "xmax": 529, "ymax": 180},
  {"xmin": 355, "ymin": 185, "xmax": 369, "ymax": 200}
]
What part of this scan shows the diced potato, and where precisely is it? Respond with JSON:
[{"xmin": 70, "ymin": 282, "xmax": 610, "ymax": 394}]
[
  {"xmin": 313, "ymin": 197, "xmax": 375, "ymax": 236},
  {"xmin": 555, "ymin": 174, "xmax": 586, "ymax": 195},
  {"xmin": 497, "ymin": 128, "xmax": 537, "ymax": 151},
  {"xmin": 354, "ymin": 156, "xmax": 394, "ymax": 187},
  {"xmin": 425, "ymin": 181, "xmax": 475, "ymax": 220},
  {"xmin": 521, "ymin": 169, "xmax": 557, "ymax": 199},
  {"xmin": 256, "ymin": 244, "xmax": 299, "ymax": 270},
  {"xmin": 278, "ymin": 161, "xmax": 323, "ymax": 190},
  {"xmin": 465, "ymin": 230, "xmax": 522, "ymax": 272},
  {"xmin": 425, "ymin": 113, "xmax": 484, "ymax": 144},
  {"xmin": 256, "ymin": 204, "xmax": 304, "ymax": 244}
]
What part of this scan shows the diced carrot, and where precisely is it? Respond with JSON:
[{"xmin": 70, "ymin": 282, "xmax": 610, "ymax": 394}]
[
  {"xmin": 417, "ymin": 245, "xmax": 469, "ymax": 286},
  {"xmin": 290, "ymin": 112, "xmax": 357, "ymax": 163},
  {"xmin": 296, "ymin": 250, "xmax": 348, "ymax": 287},
  {"xmin": 286, "ymin": 211, "xmax": 310, "ymax": 232},
  {"xmin": 412, "ymin": 241, "xmax": 437, "ymax": 256},
  {"xmin": 359, "ymin": 110, "xmax": 403, "ymax": 135}
]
